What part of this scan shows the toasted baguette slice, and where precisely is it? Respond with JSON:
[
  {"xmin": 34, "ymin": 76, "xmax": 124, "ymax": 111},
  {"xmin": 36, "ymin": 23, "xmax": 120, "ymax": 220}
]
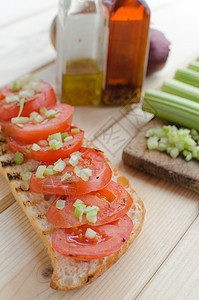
[{"xmin": 0, "ymin": 133, "xmax": 145, "ymax": 290}]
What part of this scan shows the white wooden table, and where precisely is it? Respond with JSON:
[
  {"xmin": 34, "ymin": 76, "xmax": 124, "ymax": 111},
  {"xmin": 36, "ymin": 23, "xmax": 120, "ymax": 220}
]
[{"xmin": 0, "ymin": 1, "xmax": 199, "ymax": 299}]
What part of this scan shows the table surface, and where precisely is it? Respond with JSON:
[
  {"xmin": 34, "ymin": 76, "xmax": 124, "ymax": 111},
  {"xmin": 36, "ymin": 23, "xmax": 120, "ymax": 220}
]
[{"xmin": 0, "ymin": 1, "xmax": 199, "ymax": 299}]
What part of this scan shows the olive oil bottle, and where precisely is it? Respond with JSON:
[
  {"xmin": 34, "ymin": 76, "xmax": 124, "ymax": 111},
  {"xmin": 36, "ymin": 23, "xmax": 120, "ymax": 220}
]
[{"xmin": 56, "ymin": 0, "xmax": 109, "ymax": 106}]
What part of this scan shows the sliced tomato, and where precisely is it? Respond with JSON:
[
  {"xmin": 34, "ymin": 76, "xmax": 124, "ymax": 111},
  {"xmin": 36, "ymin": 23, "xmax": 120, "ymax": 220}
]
[
  {"xmin": 2, "ymin": 104, "xmax": 73, "ymax": 143},
  {"xmin": 7, "ymin": 138, "xmax": 32, "ymax": 158},
  {"xmin": 29, "ymin": 147, "xmax": 112, "ymax": 195},
  {"xmin": 46, "ymin": 181, "xmax": 133, "ymax": 228},
  {"xmin": 52, "ymin": 215, "xmax": 133, "ymax": 260},
  {"xmin": 7, "ymin": 126, "xmax": 84, "ymax": 161},
  {"xmin": 0, "ymin": 82, "xmax": 57, "ymax": 121}
]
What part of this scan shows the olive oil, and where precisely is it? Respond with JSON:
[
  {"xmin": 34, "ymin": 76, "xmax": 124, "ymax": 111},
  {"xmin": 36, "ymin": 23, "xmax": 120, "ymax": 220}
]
[{"xmin": 61, "ymin": 59, "xmax": 103, "ymax": 106}]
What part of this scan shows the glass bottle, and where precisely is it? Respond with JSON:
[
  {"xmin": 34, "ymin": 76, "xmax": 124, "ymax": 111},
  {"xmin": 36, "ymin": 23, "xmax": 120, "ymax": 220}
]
[
  {"xmin": 56, "ymin": 0, "xmax": 109, "ymax": 106},
  {"xmin": 102, "ymin": 0, "xmax": 150, "ymax": 105}
]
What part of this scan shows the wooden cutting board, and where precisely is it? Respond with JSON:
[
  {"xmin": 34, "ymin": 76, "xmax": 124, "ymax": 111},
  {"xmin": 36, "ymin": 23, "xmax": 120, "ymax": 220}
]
[{"xmin": 122, "ymin": 118, "xmax": 199, "ymax": 194}]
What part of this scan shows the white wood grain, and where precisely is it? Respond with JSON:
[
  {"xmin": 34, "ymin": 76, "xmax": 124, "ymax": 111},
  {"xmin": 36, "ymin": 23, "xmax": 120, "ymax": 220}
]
[{"xmin": 138, "ymin": 216, "xmax": 199, "ymax": 300}]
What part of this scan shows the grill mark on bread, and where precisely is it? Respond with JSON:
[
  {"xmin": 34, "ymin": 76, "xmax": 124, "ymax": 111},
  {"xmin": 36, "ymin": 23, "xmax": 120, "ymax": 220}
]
[
  {"xmin": 1, "ymin": 160, "xmax": 15, "ymax": 167},
  {"xmin": 15, "ymin": 186, "xmax": 30, "ymax": 192},
  {"xmin": 86, "ymin": 275, "xmax": 94, "ymax": 283},
  {"xmin": 7, "ymin": 172, "xmax": 21, "ymax": 181}
]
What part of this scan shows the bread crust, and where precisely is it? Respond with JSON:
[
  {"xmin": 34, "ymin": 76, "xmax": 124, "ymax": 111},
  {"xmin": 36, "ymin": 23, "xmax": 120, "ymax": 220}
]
[{"xmin": 0, "ymin": 133, "xmax": 145, "ymax": 290}]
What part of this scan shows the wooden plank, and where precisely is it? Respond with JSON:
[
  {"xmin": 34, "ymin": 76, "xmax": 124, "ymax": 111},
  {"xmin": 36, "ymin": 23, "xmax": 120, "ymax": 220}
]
[
  {"xmin": 0, "ymin": 118, "xmax": 198, "ymax": 299},
  {"xmin": 137, "ymin": 216, "xmax": 199, "ymax": 300},
  {"xmin": 123, "ymin": 118, "xmax": 199, "ymax": 194}
]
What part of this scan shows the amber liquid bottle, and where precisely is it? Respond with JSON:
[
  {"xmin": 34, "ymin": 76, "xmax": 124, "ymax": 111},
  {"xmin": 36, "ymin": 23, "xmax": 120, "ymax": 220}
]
[{"xmin": 103, "ymin": 0, "xmax": 150, "ymax": 105}]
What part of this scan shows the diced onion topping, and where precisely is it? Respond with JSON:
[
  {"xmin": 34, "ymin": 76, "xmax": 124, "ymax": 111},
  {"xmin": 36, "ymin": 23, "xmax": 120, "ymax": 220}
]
[
  {"xmin": 73, "ymin": 199, "xmax": 99, "ymax": 223},
  {"xmin": 61, "ymin": 172, "xmax": 71, "ymax": 181},
  {"xmin": 71, "ymin": 128, "xmax": 80, "ymax": 134},
  {"xmin": 85, "ymin": 228, "xmax": 97, "ymax": 239},
  {"xmin": 20, "ymin": 167, "xmax": 32, "ymax": 182},
  {"xmin": 56, "ymin": 199, "xmax": 66, "ymax": 210},
  {"xmin": 19, "ymin": 90, "xmax": 34, "ymax": 99},
  {"xmin": 74, "ymin": 167, "xmax": 92, "ymax": 181},
  {"xmin": 146, "ymin": 125, "xmax": 199, "ymax": 161},
  {"xmin": 64, "ymin": 136, "xmax": 73, "ymax": 142},
  {"xmin": 32, "ymin": 143, "xmax": 41, "ymax": 151},
  {"xmin": 69, "ymin": 151, "xmax": 82, "ymax": 167},
  {"xmin": 53, "ymin": 159, "xmax": 66, "ymax": 172},
  {"xmin": 36, "ymin": 165, "xmax": 47, "ymax": 178},
  {"xmin": 14, "ymin": 151, "xmax": 24, "ymax": 165},
  {"xmin": 45, "ymin": 109, "xmax": 57, "ymax": 119}
]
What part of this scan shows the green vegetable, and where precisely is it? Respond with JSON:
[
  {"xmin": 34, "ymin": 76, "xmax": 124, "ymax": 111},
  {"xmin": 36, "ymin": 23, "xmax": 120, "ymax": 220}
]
[
  {"xmin": 48, "ymin": 132, "xmax": 62, "ymax": 143},
  {"xmin": 175, "ymin": 68, "xmax": 199, "ymax": 88},
  {"xmin": 188, "ymin": 61, "xmax": 199, "ymax": 73},
  {"xmin": 162, "ymin": 79, "xmax": 199, "ymax": 103},
  {"xmin": 32, "ymin": 143, "xmax": 41, "ymax": 151},
  {"xmin": 64, "ymin": 136, "xmax": 73, "ymax": 142},
  {"xmin": 36, "ymin": 165, "xmax": 47, "ymax": 178},
  {"xmin": 45, "ymin": 109, "xmax": 57, "ymax": 119},
  {"xmin": 61, "ymin": 172, "xmax": 71, "ymax": 181},
  {"xmin": 56, "ymin": 199, "xmax": 65, "ymax": 210},
  {"xmin": 48, "ymin": 140, "xmax": 63, "ymax": 150},
  {"xmin": 61, "ymin": 132, "xmax": 69, "ymax": 140},
  {"xmin": 53, "ymin": 159, "xmax": 66, "ymax": 172},
  {"xmin": 145, "ymin": 125, "xmax": 199, "ymax": 161},
  {"xmin": 71, "ymin": 128, "xmax": 80, "ymax": 134},
  {"xmin": 20, "ymin": 168, "xmax": 32, "ymax": 182},
  {"xmin": 14, "ymin": 152, "xmax": 24, "ymax": 165},
  {"xmin": 142, "ymin": 89, "xmax": 199, "ymax": 131},
  {"xmin": 40, "ymin": 106, "xmax": 47, "ymax": 115}
]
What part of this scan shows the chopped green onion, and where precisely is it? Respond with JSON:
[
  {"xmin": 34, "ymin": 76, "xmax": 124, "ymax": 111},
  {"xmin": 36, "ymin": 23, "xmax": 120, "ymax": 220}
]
[
  {"xmin": 29, "ymin": 112, "xmax": 44, "ymax": 123},
  {"xmin": 85, "ymin": 228, "xmax": 97, "ymax": 239},
  {"xmin": 17, "ymin": 98, "xmax": 25, "ymax": 118},
  {"xmin": 56, "ymin": 199, "xmax": 65, "ymax": 210},
  {"xmin": 142, "ymin": 89, "xmax": 199, "ymax": 131},
  {"xmin": 48, "ymin": 132, "xmax": 62, "ymax": 143},
  {"xmin": 48, "ymin": 140, "xmax": 63, "ymax": 150},
  {"xmin": 147, "ymin": 136, "xmax": 158, "ymax": 150},
  {"xmin": 64, "ymin": 136, "xmax": 73, "ymax": 142},
  {"xmin": 175, "ymin": 68, "xmax": 199, "ymax": 88},
  {"xmin": 85, "ymin": 206, "xmax": 99, "ymax": 223},
  {"xmin": 73, "ymin": 199, "xmax": 86, "ymax": 208},
  {"xmin": 74, "ymin": 206, "xmax": 84, "ymax": 222},
  {"xmin": 145, "ymin": 125, "xmax": 199, "ymax": 161},
  {"xmin": 40, "ymin": 106, "xmax": 47, "ymax": 115},
  {"xmin": 61, "ymin": 132, "xmax": 69, "ymax": 140},
  {"xmin": 11, "ymin": 117, "xmax": 29, "ymax": 125},
  {"xmin": 61, "ymin": 172, "xmax": 71, "ymax": 181},
  {"xmin": 53, "ymin": 159, "xmax": 66, "ymax": 172},
  {"xmin": 20, "ymin": 168, "xmax": 32, "ymax": 182},
  {"xmin": 45, "ymin": 109, "xmax": 57, "ymax": 119},
  {"xmin": 32, "ymin": 143, "xmax": 41, "ymax": 151},
  {"xmin": 74, "ymin": 167, "xmax": 92, "ymax": 181},
  {"xmin": 188, "ymin": 61, "xmax": 199, "ymax": 73},
  {"xmin": 162, "ymin": 79, "xmax": 199, "ymax": 103},
  {"xmin": 36, "ymin": 165, "xmax": 46, "ymax": 179},
  {"xmin": 12, "ymin": 81, "xmax": 20, "ymax": 92},
  {"xmin": 6, "ymin": 95, "xmax": 20, "ymax": 103},
  {"xmin": 44, "ymin": 167, "xmax": 54, "ymax": 176},
  {"xmin": 69, "ymin": 151, "xmax": 82, "ymax": 166},
  {"xmin": 14, "ymin": 152, "xmax": 24, "ymax": 165},
  {"xmin": 71, "ymin": 128, "xmax": 80, "ymax": 134}
]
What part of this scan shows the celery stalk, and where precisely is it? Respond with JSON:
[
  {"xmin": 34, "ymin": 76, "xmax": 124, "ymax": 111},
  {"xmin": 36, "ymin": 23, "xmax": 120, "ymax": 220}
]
[
  {"xmin": 188, "ymin": 61, "xmax": 199, "ymax": 73},
  {"xmin": 162, "ymin": 79, "xmax": 199, "ymax": 103},
  {"xmin": 142, "ymin": 89, "xmax": 199, "ymax": 131},
  {"xmin": 175, "ymin": 68, "xmax": 199, "ymax": 87}
]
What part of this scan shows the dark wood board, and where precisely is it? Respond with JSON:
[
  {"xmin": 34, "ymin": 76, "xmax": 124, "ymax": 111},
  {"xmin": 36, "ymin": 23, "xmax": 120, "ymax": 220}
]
[{"xmin": 122, "ymin": 118, "xmax": 199, "ymax": 194}]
